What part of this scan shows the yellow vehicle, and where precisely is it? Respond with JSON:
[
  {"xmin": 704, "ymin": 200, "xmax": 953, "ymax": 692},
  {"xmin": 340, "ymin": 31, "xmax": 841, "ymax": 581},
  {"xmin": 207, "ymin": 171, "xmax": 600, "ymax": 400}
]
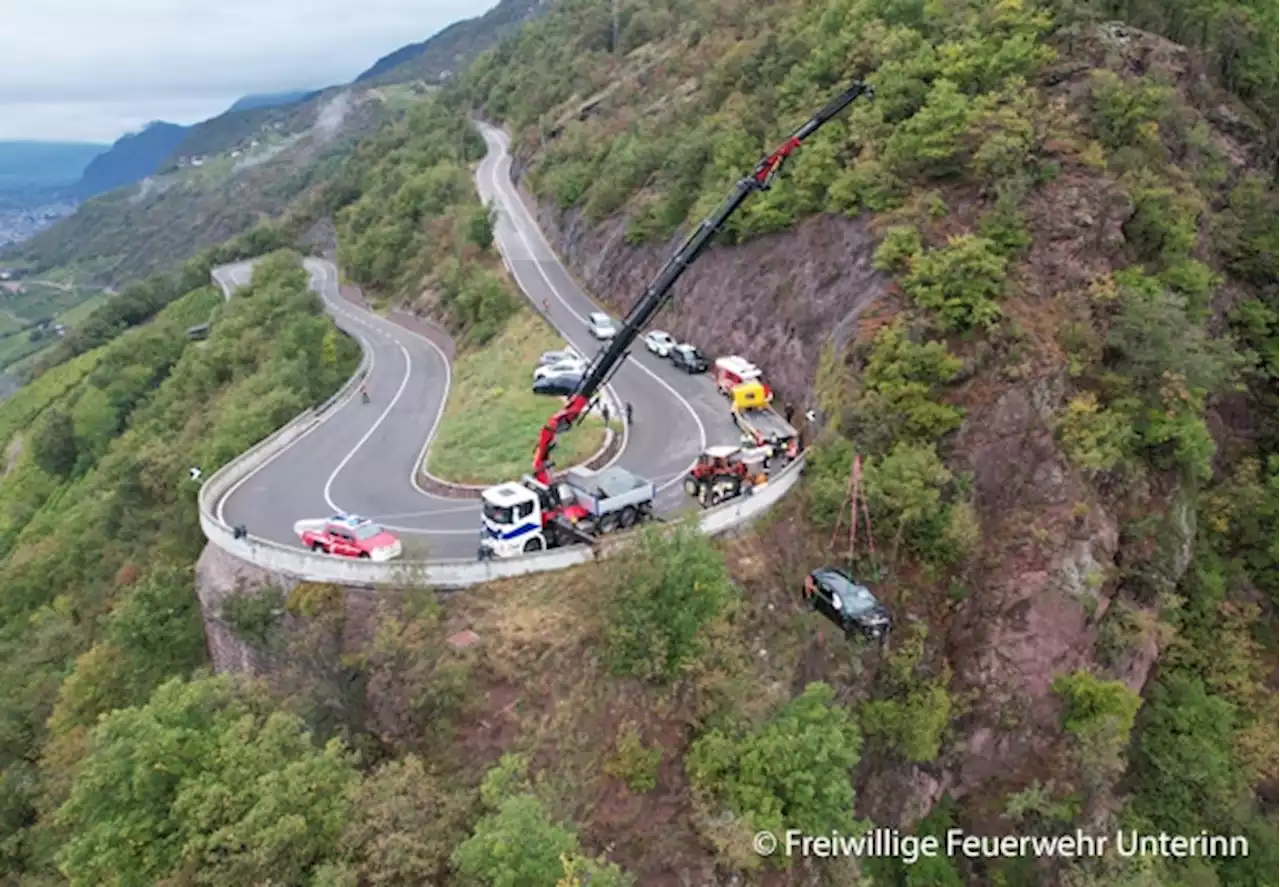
[{"xmin": 731, "ymin": 381, "xmax": 799, "ymax": 456}]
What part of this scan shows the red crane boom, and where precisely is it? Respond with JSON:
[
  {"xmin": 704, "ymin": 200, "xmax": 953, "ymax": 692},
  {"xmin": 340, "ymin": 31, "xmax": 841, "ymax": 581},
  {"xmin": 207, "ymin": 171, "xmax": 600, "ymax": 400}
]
[{"xmin": 530, "ymin": 80, "xmax": 874, "ymax": 485}]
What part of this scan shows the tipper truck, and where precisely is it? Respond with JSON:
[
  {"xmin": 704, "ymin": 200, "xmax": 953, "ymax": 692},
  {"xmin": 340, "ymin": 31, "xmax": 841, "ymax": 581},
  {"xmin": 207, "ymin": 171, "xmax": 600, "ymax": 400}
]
[
  {"xmin": 731, "ymin": 380, "xmax": 799, "ymax": 455},
  {"xmin": 478, "ymin": 467, "xmax": 656, "ymax": 558},
  {"xmin": 476, "ymin": 80, "xmax": 874, "ymax": 559}
]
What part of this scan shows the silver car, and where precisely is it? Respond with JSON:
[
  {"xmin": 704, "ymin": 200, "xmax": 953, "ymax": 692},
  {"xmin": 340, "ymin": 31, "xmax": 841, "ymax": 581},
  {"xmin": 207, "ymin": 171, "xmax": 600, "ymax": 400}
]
[
  {"xmin": 537, "ymin": 349, "xmax": 577, "ymax": 367},
  {"xmin": 587, "ymin": 312, "xmax": 617, "ymax": 339},
  {"xmin": 533, "ymin": 356, "xmax": 587, "ymax": 381},
  {"xmin": 644, "ymin": 330, "xmax": 676, "ymax": 356}
]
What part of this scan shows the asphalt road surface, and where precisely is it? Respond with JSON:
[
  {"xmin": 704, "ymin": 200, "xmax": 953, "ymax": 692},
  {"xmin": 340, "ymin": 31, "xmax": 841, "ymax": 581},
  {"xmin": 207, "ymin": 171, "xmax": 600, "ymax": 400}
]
[{"xmin": 213, "ymin": 126, "xmax": 740, "ymax": 560}]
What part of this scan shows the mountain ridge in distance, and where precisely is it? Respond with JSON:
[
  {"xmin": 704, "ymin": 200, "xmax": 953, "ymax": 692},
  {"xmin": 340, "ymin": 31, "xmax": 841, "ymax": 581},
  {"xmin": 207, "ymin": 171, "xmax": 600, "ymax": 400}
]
[
  {"xmin": 354, "ymin": 0, "xmax": 548, "ymax": 84},
  {"xmin": 226, "ymin": 90, "xmax": 317, "ymax": 113},
  {"xmin": 72, "ymin": 121, "xmax": 189, "ymax": 198}
]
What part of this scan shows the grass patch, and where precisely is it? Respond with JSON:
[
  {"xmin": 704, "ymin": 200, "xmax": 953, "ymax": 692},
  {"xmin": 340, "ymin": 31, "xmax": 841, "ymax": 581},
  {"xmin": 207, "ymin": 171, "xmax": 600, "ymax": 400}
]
[
  {"xmin": 55, "ymin": 292, "xmax": 111, "ymax": 327},
  {"xmin": 0, "ymin": 349, "xmax": 104, "ymax": 449},
  {"xmin": 425, "ymin": 310, "xmax": 612, "ymax": 484},
  {"xmin": 0, "ymin": 290, "xmax": 113, "ymax": 371},
  {"xmin": 1, "ymin": 280, "xmax": 100, "ymax": 321},
  {"xmin": 0, "ymin": 334, "xmax": 48, "ymax": 372}
]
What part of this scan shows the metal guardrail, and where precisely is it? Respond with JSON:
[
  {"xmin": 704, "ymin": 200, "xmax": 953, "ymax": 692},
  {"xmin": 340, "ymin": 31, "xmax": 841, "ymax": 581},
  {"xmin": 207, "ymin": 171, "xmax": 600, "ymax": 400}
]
[{"xmin": 198, "ymin": 259, "xmax": 808, "ymax": 589}]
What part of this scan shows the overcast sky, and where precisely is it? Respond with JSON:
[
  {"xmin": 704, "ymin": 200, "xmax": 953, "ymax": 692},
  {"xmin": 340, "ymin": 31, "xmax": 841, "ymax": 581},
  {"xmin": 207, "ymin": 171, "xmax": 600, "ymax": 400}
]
[{"xmin": 2, "ymin": 0, "xmax": 493, "ymax": 143}]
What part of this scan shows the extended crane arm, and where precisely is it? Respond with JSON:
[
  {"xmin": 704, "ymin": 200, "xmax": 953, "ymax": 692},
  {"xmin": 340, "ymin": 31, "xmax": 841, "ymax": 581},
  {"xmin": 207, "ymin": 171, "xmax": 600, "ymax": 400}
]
[{"xmin": 530, "ymin": 80, "xmax": 874, "ymax": 485}]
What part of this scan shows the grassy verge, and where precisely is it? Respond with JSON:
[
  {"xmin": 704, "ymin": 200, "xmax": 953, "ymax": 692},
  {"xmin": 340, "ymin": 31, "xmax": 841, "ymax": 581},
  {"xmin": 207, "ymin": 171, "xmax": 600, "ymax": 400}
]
[{"xmin": 425, "ymin": 310, "xmax": 614, "ymax": 484}]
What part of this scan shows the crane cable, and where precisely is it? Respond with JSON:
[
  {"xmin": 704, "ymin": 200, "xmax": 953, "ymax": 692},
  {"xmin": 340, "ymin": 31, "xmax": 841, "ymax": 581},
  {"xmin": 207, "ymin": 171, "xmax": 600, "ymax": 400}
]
[{"xmin": 829, "ymin": 451, "xmax": 880, "ymax": 581}]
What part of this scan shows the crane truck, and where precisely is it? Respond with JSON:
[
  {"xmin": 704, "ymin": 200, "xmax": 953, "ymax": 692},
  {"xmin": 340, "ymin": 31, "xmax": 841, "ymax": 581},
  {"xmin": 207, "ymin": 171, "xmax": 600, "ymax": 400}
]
[{"xmin": 477, "ymin": 80, "xmax": 874, "ymax": 559}]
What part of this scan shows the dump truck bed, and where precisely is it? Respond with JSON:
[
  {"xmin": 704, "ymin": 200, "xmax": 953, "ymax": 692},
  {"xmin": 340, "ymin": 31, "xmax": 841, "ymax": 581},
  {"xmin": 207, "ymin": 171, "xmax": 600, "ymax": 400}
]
[
  {"xmin": 734, "ymin": 407, "xmax": 797, "ymax": 443},
  {"xmin": 563, "ymin": 466, "xmax": 656, "ymax": 516}
]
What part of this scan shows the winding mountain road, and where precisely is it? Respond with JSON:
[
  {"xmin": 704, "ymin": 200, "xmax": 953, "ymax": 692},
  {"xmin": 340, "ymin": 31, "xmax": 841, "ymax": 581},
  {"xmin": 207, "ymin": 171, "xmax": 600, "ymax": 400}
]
[{"xmin": 212, "ymin": 126, "xmax": 740, "ymax": 559}]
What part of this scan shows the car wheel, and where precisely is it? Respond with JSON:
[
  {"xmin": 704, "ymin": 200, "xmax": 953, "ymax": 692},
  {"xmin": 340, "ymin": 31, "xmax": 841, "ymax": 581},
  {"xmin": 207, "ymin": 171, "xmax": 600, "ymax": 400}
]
[
  {"xmin": 618, "ymin": 506, "xmax": 637, "ymax": 529},
  {"xmin": 310, "ymin": 542, "xmax": 325, "ymax": 553},
  {"xmin": 359, "ymin": 551, "xmax": 371, "ymax": 559},
  {"xmin": 683, "ymin": 476, "xmax": 699, "ymax": 497},
  {"xmin": 523, "ymin": 537, "xmax": 544, "ymax": 553},
  {"xmin": 599, "ymin": 513, "xmax": 618, "ymax": 534}
]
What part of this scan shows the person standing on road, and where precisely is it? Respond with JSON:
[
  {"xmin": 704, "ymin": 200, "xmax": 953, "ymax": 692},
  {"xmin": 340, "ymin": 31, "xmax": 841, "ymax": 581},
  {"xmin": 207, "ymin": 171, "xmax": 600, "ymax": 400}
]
[
  {"xmin": 601, "ymin": 403, "xmax": 611, "ymax": 425},
  {"xmin": 543, "ymin": 298, "xmax": 551, "ymax": 314},
  {"xmin": 625, "ymin": 402, "xmax": 633, "ymax": 426}
]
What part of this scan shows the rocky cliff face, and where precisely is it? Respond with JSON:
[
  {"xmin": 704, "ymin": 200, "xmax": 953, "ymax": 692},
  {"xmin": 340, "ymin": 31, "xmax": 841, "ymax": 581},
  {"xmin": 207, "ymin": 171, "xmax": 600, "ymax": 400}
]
[
  {"xmin": 511, "ymin": 110, "xmax": 1183, "ymax": 822},
  {"xmin": 516, "ymin": 175, "xmax": 890, "ymax": 408},
  {"xmin": 194, "ymin": 543, "xmax": 382, "ymax": 674}
]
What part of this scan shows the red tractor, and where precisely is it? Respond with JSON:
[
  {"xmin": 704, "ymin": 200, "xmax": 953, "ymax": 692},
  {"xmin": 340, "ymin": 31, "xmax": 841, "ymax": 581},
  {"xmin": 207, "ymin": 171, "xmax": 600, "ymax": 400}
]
[{"xmin": 683, "ymin": 445, "xmax": 773, "ymax": 507}]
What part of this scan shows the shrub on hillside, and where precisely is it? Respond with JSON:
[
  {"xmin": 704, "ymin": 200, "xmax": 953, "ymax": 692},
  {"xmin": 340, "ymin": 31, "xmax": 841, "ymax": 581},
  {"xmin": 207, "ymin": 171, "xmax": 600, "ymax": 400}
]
[
  {"xmin": 1089, "ymin": 70, "xmax": 1173, "ymax": 152},
  {"xmin": 1101, "ymin": 272, "xmax": 1240, "ymax": 480},
  {"xmin": 605, "ymin": 524, "xmax": 734, "ymax": 683},
  {"xmin": 452, "ymin": 756, "xmax": 633, "ymax": 887},
  {"xmin": 883, "ymin": 79, "xmax": 973, "ymax": 180},
  {"xmin": 55, "ymin": 676, "xmax": 358, "ymax": 885},
  {"xmin": 859, "ymin": 621, "xmax": 953, "ymax": 763},
  {"xmin": 686, "ymin": 682, "xmax": 861, "ymax": 862},
  {"xmin": 1054, "ymin": 392, "xmax": 1134, "ymax": 477},
  {"xmin": 850, "ymin": 321, "xmax": 964, "ymax": 452},
  {"xmin": 901, "ymin": 234, "xmax": 1007, "ymax": 332},
  {"xmin": 1053, "ymin": 669, "xmax": 1142, "ymax": 796},
  {"xmin": 863, "ymin": 440, "xmax": 976, "ymax": 569}
]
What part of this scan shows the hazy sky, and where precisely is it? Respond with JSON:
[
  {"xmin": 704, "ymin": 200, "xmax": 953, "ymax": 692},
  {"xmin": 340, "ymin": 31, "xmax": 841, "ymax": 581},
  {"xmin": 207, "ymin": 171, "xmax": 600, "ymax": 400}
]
[{"xmin": 2, "ymin": 0, "xmax": 492, "ymax": 143}]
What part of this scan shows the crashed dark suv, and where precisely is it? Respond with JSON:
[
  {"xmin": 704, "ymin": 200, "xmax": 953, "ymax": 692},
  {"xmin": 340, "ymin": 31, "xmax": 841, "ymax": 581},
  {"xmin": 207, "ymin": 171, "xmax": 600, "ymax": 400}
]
[{"xmin": 802, "ymin": 567, "xmax": 892, "ymax": 640}]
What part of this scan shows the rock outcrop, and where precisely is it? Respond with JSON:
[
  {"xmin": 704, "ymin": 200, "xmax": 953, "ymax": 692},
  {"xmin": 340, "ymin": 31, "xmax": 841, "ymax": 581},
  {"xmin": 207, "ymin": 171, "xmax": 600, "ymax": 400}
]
[{"xmin": 517, "ymin": 180, "xmax": 890, "ymax": 408}]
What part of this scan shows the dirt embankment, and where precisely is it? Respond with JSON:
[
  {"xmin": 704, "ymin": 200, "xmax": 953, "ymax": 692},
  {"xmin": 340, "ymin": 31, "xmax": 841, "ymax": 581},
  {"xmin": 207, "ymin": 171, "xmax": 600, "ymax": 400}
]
[{"xmin": 513, "ymin": 172, "xmax": 890, "ymax": 408}]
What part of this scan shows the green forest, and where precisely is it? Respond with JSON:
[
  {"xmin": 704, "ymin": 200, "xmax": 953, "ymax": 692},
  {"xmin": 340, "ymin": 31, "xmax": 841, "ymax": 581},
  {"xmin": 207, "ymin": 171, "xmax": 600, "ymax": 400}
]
[{"xmin": 0, "ymin": 0, "xmax": 1275, "ymax": 884}]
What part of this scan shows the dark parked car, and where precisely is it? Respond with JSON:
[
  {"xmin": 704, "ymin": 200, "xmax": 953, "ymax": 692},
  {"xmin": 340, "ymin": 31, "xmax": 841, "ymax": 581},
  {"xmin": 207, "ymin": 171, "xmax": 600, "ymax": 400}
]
[
  {"xmin": 532, "ymin": 371, "xmax": 582, "ymax": 397},
  {"xmin": 802, "ymin": 568, "xmax": 892, "ymax": 640},
  {"xmin": 669, "ymin": 343, "xmax": 708, "ymax": 373}
]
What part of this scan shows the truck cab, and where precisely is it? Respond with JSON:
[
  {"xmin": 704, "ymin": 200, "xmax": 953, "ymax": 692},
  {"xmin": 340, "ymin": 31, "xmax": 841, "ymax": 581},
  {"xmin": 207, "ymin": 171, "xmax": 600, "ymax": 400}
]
[
  {"xmin": 713, "ymin": 355, "xmax": 762, "ymax": 394},
  {"xmin": 479, "ymin": 468, "xmax": 655, "ymax": 559},
  {"xmin": 481, "ymin": 481, "xmax": 549, "ymax": 558}
]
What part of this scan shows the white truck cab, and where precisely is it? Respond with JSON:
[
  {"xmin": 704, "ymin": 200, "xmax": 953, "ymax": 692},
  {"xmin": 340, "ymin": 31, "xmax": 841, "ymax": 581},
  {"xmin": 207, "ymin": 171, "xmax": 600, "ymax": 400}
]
[
  {"xmin": 479, "ymin": 468, "xmax": 655, "ymax": 559},
  {"xmin": 479, "ymin": 481, "xmax": 548, "ymax": 558}
]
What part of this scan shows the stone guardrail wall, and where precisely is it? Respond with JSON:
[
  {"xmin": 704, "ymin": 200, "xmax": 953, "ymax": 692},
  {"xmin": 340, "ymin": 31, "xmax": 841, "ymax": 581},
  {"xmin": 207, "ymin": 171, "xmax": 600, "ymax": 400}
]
[{"xmin": 198, "ymin": 263, "xmax": 807, "ymax": 589}]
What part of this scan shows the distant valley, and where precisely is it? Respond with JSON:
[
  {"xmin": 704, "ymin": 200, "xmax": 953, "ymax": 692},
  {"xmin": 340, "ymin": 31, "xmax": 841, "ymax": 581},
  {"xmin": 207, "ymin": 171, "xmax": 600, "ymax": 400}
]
[
  {"xmin": 0, "ymin": 90, "xmax": 320, "ymax": 249},
  {"xmin": 0, "ymin": 141, "xmax": 107, "ymax": 190}
]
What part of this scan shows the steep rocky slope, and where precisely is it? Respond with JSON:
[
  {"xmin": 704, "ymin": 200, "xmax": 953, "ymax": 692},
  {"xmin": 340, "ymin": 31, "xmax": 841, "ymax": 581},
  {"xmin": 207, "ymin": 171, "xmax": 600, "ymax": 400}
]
[
  {"xmin": 452, "ymin": 0, "xmax": 1277, "ymax": 881},
  {"xmin": 526, "ymin": 195, "xmax": 888, "ymax": 406}
]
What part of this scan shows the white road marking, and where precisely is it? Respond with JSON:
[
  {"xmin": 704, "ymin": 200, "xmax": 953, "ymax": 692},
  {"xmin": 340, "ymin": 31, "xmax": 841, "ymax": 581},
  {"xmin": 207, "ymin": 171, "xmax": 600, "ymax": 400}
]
[
  {"xmin": 481, "ymin": 126, "xmax": 708, "ymax": 467},
  {"xmin": 323, "ymin": 341, "xmax": 413, "ymax": 513},
  {"xmin": 214, "ymin": 266, "xmax": 376, "ymax": 525},
  {"xmin": 217, "ymin": 124, "xmax": 720, "ymax": 544}
]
